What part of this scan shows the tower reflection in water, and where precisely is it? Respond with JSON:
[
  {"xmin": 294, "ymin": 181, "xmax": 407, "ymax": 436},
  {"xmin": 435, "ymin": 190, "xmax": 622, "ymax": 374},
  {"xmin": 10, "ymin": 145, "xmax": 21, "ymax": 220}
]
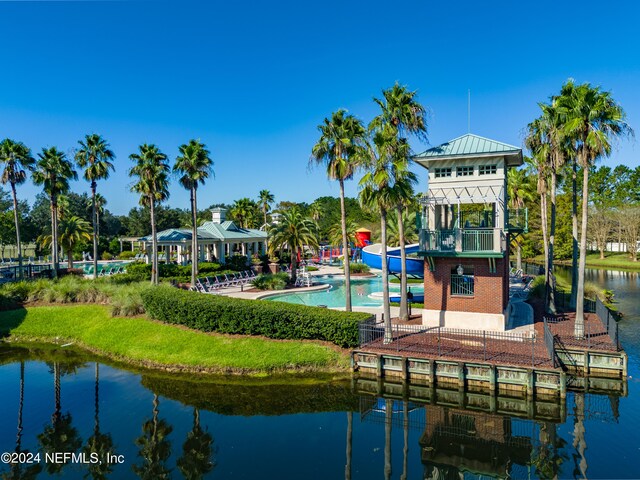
[{"xmin": 355, "ymin": 381, "xmax": 622, "ymax": 480}]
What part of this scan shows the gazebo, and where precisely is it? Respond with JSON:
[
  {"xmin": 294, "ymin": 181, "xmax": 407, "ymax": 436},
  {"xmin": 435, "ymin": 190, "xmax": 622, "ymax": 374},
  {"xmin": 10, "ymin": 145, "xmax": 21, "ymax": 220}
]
[{"xmin": 140, "ymin": 208, "xmax": 268, "ymax": 265}]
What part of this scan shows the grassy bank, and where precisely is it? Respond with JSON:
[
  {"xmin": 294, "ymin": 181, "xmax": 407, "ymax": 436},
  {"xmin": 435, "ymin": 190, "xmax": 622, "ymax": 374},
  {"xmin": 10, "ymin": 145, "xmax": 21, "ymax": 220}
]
[
  {"xmin": 527, "ymin": 252, "xmax": 640, "ymax": 271},
  {"xmin": 0, "ymin": 305, "xmax": 348, "ymax": 373}
]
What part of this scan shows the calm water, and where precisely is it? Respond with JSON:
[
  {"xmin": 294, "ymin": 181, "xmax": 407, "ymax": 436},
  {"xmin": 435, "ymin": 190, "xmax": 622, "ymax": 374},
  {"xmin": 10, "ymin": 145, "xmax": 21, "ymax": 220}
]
[{"xmin": 0, "ymin": 267, "xmax": 638, "ymax": 479}]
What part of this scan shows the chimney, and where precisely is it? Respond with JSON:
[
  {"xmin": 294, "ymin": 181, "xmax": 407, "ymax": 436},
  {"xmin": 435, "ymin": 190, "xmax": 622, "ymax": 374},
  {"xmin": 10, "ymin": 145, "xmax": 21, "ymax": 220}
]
[{"xmin": 211, "ymin": 207, "xmax": 227, "ymax": 224}]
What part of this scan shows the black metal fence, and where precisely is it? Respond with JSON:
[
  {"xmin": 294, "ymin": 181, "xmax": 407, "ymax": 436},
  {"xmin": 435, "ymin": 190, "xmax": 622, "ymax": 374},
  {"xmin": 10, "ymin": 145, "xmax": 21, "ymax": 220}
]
[
  {"xmin": 0, "ymin": 263, "xmax": 55, "ymax": 282},
  {"xmin": 543, "ymin": 320, "xmax": 557, "ymax": 368},
  {"xmin": 358, "ymin": 322, "xmax": 553, "ymax": 368},
  {"xmin": 595, "ymin": 297, "xmax": 620, "ymax": 350}
]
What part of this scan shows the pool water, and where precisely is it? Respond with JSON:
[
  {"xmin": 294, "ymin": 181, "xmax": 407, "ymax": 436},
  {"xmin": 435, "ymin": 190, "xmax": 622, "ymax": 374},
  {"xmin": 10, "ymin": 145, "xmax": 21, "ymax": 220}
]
[{"xmin": 265, "ymin": 276, "xmax": 424, "ymax": 308}]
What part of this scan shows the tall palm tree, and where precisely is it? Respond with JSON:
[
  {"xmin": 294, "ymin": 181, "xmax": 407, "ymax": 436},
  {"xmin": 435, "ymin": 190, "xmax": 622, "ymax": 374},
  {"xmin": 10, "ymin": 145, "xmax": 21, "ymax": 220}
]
[
  {"xmin": 177, "ymin": 408, "xmax": 215, "ymax": 480},
  {"xmin": 507, "ymin": 167, "xmax": 535, "ymax": 270},
  {"xmin": 92, "ymin": 193, "xmax": 107, "ymax": 238},
  {"xmin": 38, "ymin": 215, "xmax": 92, "ymax": 268},
  {"xmin": 0, "ymin": 139, "xmax": 35, "ymax": 280},
  {"xmin": 129, "ymin": 144, "xmax": 171, "ymax": 285},
  {"xmin": 560, "ymin": 81, "xmax": 632, "ymax": 336},
  {"xmin": 174, "ymin": 139, "xmax": 213, "ymax": 286},
  {"xmin": 371, "ymin": 83, "xmax": 428, "ymax": 321},
  {"xmin": 387, "ymin": 210, "xmax": 419, "ymax": 247},
  {"xmin": 311, "ymin": 109, "xmax": 367, "ymax": 312},
  {"xmin": 32, "ymin": 147, "xmax": 77, "ymax": 277},
  {"xmin": 268, "ymin": 207, "xmax": 319, "ymax": 284},
  {"xmin": 75, "ymin": 134, "xmax": 115, "ymax": 279},
  {"xmin": 359, "ymin": 126, "xmax": 399, "ymax": 341},
  {"xmin": 258, "ymin": 189, "xmax": 275, "ymax": 229}
]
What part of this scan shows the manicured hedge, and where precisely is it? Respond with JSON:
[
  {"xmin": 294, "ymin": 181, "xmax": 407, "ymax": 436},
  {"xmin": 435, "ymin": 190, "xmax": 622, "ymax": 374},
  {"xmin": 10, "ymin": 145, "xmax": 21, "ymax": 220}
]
[{"xmin": 141, "ymin": 286, "xmax": 373, "ymax": 348}]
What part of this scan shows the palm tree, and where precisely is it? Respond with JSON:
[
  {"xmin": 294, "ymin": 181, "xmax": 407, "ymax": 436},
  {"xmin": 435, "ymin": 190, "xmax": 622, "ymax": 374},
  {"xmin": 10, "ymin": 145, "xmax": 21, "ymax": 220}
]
[
  {"xmin": 371, "ymin": 83, "xmax": 428, "ymax": 321},
  {"xmin": 174, "ymin": 139, "xmax": 214, "ymax": 286},
  {"xmin": 560, "ymin": 81, "xmax": 632, "ymax": 336},
  {"xmin": 38, "ymin": 216, "xmax": 92, "ymax": 268},
  {"xmin": 258, "ymin": 189, "xmax": 275, "ymax": 229},
  {"xmin": 359, "ymin": 126, "xmax": 399, "ymax": 341},
  {"xmin": 92, "ymin": 193, "xmax": 107, "ymax": 238},
  {"xmin": 328, "ymin": 219, "xmax": 359, "ymax": 251},
  {"xmin": 75, "ymin": 134, "xmax": 115, "ymax": 279},
  {"xmin": 32, "ymin": 147, "xmax": 77, "ymax": 277},
  {"xmin": 129, "ymin": 144, "xmax": 170, "ymax": 285},
  {"xmin": 0, "ymin": 139, "xmax": 35, "ymax": 280},
  {"xmin": 311, "ymin": 109, "xmax": 367, "ymax": 312},
  {"xmin": 268, "ymin": 206, "xmax": 319, "ymax": 284},
  {"xmin": 229, "ymin": 198, "xmax": 259, "ymax": 229},
  {"xmin": 507, "ymin": 167, "xmax": 535, "ymax": 270},
  {"xmin": 525, "ymin": 124, "xmax": 552, "ymax": 303},
  {"xmin": 387, "ymin": 210, "xmax": 418, "ymax": 247},
  {"xmin": 177, "ymin": 408, "xmax": 215, "ymax": 480}
]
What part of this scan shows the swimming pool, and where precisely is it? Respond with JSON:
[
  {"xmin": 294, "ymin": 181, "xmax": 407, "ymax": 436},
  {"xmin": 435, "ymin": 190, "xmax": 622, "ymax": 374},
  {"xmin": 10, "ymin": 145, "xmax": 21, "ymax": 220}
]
[{"xmin": 264, "ymin": 275, "xmax": 424, "ymax": 308}]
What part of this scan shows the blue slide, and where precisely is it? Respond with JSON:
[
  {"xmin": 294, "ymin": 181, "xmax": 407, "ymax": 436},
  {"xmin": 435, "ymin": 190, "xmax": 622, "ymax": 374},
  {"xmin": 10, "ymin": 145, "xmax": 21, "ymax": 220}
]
[{"xmin": 361, "ymin": 243, "xmax": 424, "ymax": 276}]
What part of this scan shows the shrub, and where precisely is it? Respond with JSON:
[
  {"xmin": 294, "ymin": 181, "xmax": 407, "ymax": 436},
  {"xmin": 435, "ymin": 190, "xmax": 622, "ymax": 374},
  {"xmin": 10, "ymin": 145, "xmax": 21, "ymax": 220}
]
[
  {"xmin": 348, "ymin": 263, "xmax": 370, "ymax": 274},
  {"xmin": 118, "ymin": 251, "xmax": 138, "ymax": 260},
  {"xmin": 251, "ymin": 273, "xmax": 289, "ymax": 291},
  {"xmin": 305, "ymin": 266, "xmax": 319, "ymax": 272},
  {"xmin": 226, "ymin": 254, "xmax": 248, "ymax": 271},
  {"xmin": 141, "ymin": 286, "xmax": 373, "ymax": 347},
  {"xmin": 102, "ymin": 252, "xmax": 114, "ymax": 260},
  {"xmin": 110, "ymin": 282, "xmax": 152, "ymax": 317}
]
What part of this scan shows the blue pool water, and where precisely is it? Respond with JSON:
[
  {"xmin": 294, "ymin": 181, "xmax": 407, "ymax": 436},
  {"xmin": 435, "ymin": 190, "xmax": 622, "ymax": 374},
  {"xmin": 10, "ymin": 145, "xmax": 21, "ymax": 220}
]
[{"xmin": 265, "ymin": 276, "xmax": 424, "ymax": 308}]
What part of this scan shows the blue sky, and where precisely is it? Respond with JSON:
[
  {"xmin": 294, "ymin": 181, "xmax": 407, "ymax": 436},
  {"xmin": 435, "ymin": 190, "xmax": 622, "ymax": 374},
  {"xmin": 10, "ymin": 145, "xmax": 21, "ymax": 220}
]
[{"xmin": 1, "ymin": 0, "xmax": 638, "ymax": 215}]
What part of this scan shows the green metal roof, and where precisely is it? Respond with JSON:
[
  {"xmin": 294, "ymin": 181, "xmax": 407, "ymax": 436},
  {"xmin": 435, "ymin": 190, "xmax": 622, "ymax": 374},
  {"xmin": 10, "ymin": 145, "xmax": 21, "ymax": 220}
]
[
  {"xmin": 415, "ymin": 133, "xmax": 521, "ymax": 160},
  {"xmin": 141, "ymin": 222, "xmax": 267, "ymax": 243}
]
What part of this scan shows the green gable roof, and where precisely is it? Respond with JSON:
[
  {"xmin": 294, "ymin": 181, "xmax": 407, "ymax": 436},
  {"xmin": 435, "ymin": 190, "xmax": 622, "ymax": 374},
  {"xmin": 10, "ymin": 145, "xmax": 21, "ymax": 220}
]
[
  {"xmin": 415, "ymin": 133, "xmax": 522, "ymax": 164},
  {"xmin": 141, "ymin": 223, "xmax": 267, "ymax": 243}
]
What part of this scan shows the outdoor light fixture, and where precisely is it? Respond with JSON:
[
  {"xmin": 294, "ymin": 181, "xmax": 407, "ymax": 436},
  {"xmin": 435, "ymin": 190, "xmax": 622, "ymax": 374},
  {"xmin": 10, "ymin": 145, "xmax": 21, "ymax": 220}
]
[{"xmin": 456, "ymin": 264, "xmax": 464, "ymax": 276}]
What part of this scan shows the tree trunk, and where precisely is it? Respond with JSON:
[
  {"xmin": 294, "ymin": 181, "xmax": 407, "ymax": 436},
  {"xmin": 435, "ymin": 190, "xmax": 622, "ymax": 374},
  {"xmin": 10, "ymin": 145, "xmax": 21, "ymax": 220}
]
[
  {"xmin": 540, "ymin": 193, "xmax": 549, "ymax": 287},
  {"xmin": 381, "ymin": 209, "xmax": 392, "ymax": 343},
  {"xmin": 397, "ymin": 205, "xmax": 408, "ymax": 321},
  {"xmin": 291, "ymin": 246, "xmax": 298, "ymax": 284},
  {"xmin": 547, "ymin": 171, "xmax": 557, "ymax": 314},
  {"xmin": 191, "ymin": 186, "xmax": 198, "ymax": 286},
  {"xmin": 339, "ymin": 180, "xmax": 352, "ymax": 312},
  {"xmin": 51, "ymin": 196, "xmax": 59, "ymax": 278},
  {"xmin": 10, "ymin": 182, "xmax": 23, "ymax": 280},
  {"xmin": 516, "ymin": 240, "xmax": 522, "ymax": 271},
  {"xmin": 150, "ymin": 199, "xmax": 158, "ymax": 285},
  {"xmin": 67, "ymin": 249, "xmax": 73, "ymax": 269},
  {"xmin": 91, "ymin": 182, "xmax": 98, "ymax": 280},
  {"xmin": 575, "ymin": 164, "xmax": 589, "ymax": 338},
  {"xmin": 571, "ymin": 160, "xmax": 579, "ymax": 309},
  {"xmin": 600, "ymin": 247, "xmax": 605, "ymax": 260}
]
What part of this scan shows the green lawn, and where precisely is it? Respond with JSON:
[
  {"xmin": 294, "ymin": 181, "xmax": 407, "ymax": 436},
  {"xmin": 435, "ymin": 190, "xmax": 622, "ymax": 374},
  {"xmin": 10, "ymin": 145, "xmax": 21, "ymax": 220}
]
[
  {"xmin": 527, "ymin": 252, "xmax": 640, "ymax": 271},
  {"xmin": 0, "ymin": 305, "xmax": 347, "ymax": 373}
]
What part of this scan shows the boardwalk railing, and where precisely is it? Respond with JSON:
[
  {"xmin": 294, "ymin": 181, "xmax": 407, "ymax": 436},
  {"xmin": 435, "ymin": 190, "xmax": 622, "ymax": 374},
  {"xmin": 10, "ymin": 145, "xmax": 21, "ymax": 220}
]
[
  {"xmin": 595, "ymin": 297, "xmax": 620, "ymax": 350},
  {"xmin": 543, "ymin": 320, "xmax": 557, "ymax": 368},
  {"xmin": 358, "ymin": 322, "xmax": 552, "ymax": 368}
]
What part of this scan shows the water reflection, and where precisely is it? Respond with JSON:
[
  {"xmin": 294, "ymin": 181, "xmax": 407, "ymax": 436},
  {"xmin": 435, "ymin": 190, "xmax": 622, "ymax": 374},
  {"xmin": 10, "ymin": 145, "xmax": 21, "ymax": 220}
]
[{"xmin": 0, "ymin": 343, "xmax": 634, "ymax": 479}]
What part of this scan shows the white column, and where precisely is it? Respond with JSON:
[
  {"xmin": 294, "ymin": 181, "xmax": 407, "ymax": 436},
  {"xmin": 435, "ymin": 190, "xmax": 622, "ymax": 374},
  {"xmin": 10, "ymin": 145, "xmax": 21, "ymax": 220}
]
[{"xmin": 177, "ymin": 245, "xmax": 182, "ymax": 265}]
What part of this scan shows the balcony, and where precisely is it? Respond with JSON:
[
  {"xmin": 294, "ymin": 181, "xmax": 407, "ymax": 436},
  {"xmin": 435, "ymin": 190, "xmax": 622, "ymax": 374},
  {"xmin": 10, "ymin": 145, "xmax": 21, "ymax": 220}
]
[{"xmin": 419, "ymin": 228, "xmax": 505, "ymax": 255}]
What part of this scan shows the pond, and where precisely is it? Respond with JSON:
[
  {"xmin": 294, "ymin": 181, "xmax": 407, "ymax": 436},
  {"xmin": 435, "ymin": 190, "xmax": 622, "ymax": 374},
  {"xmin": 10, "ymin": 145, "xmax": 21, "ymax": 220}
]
[{"xmin": 0, "ymin": 266, "xmax": 639, "ymax": 479}]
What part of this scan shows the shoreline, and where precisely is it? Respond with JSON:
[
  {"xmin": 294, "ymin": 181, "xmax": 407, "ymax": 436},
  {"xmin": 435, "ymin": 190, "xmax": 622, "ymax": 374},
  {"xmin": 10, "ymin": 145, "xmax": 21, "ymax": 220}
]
[
  {"xmin": 0, "ymin": 304, "xmax": 352, "ymax": 376},
  {"xmin": 525, "ymin": 256, "xmax": 640, "ymax": 273}
]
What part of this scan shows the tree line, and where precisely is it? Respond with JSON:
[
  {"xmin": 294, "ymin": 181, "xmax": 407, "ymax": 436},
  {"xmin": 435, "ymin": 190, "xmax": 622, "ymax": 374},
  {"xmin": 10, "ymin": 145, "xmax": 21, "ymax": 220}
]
[{"xmin": 510, "ymin": 79, "xmax": 632, "ymax": 337}]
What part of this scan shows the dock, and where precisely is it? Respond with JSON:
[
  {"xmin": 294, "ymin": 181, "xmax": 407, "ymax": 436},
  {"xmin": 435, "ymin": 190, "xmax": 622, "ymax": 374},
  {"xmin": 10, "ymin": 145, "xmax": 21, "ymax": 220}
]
[{"xmin": 352, "ymin": 298, "xmax": 626, "ymax": 400}]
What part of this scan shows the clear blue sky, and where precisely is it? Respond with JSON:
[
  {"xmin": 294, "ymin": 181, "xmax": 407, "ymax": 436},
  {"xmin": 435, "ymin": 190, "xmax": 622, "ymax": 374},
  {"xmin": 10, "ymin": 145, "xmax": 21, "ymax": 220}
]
[{"xmin": 1, "ymin": 0, "xmax": 638, "ymax": 215}]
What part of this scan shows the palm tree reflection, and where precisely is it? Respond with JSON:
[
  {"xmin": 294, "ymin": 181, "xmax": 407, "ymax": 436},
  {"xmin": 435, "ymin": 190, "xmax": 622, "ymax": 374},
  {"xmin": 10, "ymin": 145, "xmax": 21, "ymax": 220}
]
[{"xmin": 177, "ymin": 408, "xmax": 215, "ymax": 480}]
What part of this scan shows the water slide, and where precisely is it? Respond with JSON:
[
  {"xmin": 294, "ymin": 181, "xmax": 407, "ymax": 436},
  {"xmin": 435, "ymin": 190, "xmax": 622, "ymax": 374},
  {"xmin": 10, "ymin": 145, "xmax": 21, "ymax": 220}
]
[{"xmin": 361, "ymin": 243, "xmax": 424, "ymax": 275}]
